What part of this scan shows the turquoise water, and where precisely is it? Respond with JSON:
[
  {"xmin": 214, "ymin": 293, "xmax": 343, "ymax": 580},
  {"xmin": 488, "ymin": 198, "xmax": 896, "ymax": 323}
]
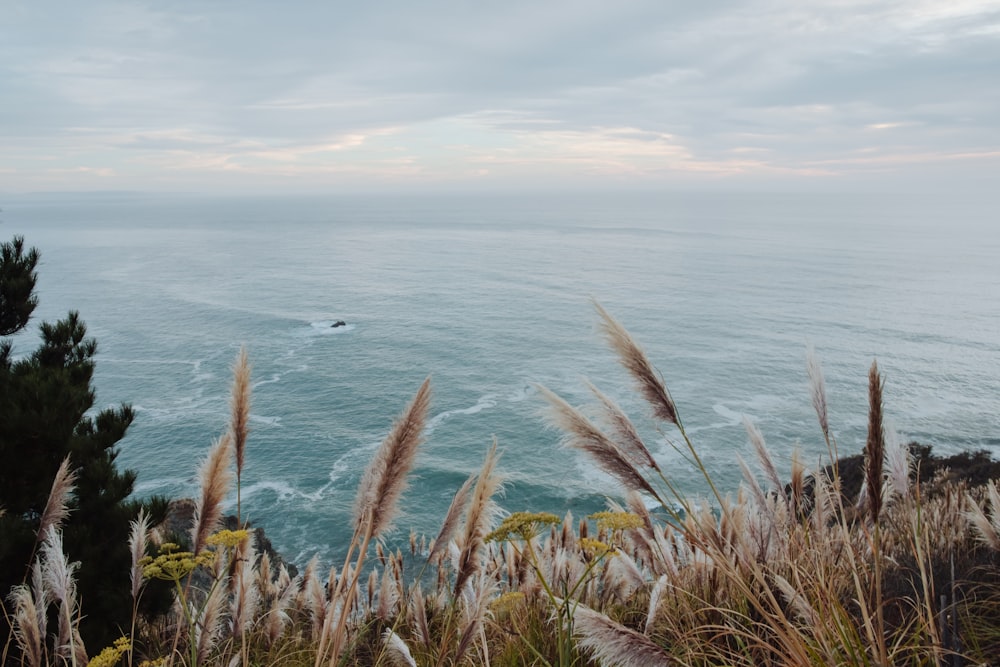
[{"xmin": 3, "ymin": 191, "xmax": 999, "ymax": 564}]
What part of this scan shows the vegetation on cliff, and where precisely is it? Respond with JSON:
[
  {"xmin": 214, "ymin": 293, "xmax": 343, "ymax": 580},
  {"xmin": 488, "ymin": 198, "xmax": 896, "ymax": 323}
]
[{"xmin": 4, "ymin": 236, "xmax": 1000, "ymax": 666}]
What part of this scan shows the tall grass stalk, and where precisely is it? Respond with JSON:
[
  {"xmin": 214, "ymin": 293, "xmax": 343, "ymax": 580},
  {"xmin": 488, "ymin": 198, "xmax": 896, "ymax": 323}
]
[
  {"xmin": 229, "ymin": 347, "xmax": 252, "ymax": 527},
  {"xmin": 318, "ymin": 377, "xmax": 431, "ymax": 667}
]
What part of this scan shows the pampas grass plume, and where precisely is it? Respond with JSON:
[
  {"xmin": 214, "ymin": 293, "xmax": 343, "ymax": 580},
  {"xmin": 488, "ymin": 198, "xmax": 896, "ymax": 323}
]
[
  {"xmin": 453, "ymin": 441, "xmax": 503, "ymax": 596},
  {"xmin": 538, "ymin": 384, "xmax": 661, "ymax": 502},
  {"xmin": 382, "ymin": 629, "xmax": 418, "ymax": 667},
  {"xmin": 230, "ymin": 346, "xmax": 252, "ymax": 471},
  {"xmin": 192, "ymin": 433, "xmax": 233, "ymax": 554},
  {"xmin": 744, "ymin": 416, "xmax": 782, "ymax": 494},
  {"xmin": 230, "ymin": 346, "xmax": 252, "ymax": 523},
  {"xmin": 806, "ymin": 344, "xmax": 830, "ymax": 445},
  {"xmin": 884, "ymin": 420, "xmax": 911, "ymax": 499},
  {"xmin": 570, "ymin": 601, "xmax": 675, "ymax": 667},
  {"xmin": 128, "ymin": 507, "xmax": 150, "ymax": 600},
  {"xmin": 8, "ymin": 584, "xmax": 44, "ymax": 667},
  {"xmin": 587, "ymin": 380, "xmax": 660, "ymax": 471},
  {"xmin": 352, "ymin": 377, "xmax": 431, "ymax": 537},
  {"xmin": 865, "ymin": 360, "xmax": 886, "ymax": 522},
  {"xmin": 429, "ymin": 471, "xmax": 475, "ymax": 561},
  {"xmin": 36, "ymin": 456, "xmax": 76, "ymax": 543},
  {"xmin": 593, "ymin": 300, "xmax": 678, "ymax": 425}
]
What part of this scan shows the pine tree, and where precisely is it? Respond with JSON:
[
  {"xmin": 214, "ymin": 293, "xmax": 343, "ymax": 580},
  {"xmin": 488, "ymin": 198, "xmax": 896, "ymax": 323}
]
[{"xmin": 0, "ymin": 236, "xmax": 168, "ymax": 652}]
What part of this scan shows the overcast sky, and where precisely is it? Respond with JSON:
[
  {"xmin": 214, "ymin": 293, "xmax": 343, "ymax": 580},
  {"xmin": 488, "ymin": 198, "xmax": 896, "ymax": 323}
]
[{"xmin": 3, "ymin": 1, "xmax": 999, "ymax": 194}]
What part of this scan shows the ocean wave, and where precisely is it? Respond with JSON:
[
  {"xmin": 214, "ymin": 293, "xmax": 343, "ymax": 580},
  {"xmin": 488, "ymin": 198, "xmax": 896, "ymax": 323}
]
[
  {"xmin": 240, "ymin": 480, "xmax": 303, "ymax": 502},
  {"xmin": 249, "ymin": 413, "xmax": 282, "ymax": 426},
  {"xmin": 506, "ymin": 383, "xmax": 535, "ymax": 403},
  {"xmin": 132, "ymin": 477, "xmax": 191, "ymax": 496},
  {"xmin": 712, "ymin": 402, "xmax": 751, "ymax": 424},
  {"xmin": 132, "ymin": 400, "xmax": 220, "ymax": 422},
  {"xmin": 427, "ymin": 394, "xmax": 498, "ymax": 432}
]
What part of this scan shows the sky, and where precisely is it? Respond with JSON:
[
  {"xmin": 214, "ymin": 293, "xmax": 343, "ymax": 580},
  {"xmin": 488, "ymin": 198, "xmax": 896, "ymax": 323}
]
[{"xmin": 2, "ymin": 1, "xmax": 1000, "ymax": 194}]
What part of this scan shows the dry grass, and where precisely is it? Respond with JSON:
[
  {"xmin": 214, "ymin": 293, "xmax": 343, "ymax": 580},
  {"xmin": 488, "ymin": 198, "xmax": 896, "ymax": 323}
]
[{"xmin": 6, "ymin": 304, "xmax": 1000, "ymax": 667}]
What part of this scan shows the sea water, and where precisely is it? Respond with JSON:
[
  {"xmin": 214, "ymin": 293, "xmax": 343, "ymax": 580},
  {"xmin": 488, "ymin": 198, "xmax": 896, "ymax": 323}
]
[{"xmin": 3, "ymin": 191, "xmax": 999, "ymax": 565}]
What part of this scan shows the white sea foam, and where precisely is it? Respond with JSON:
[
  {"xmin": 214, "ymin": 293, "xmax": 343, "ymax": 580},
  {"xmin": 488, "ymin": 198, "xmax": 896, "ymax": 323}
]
[
  {"xmin": 132, "ymin": 400, "xmax": 219, "ymax": 421},
  {"xmin": 133, "ymin": 477, "xmax": 192, "ymax": 496},
  {"xmin": 712, "ymin": 403, "xmax": 750, "ymax": 424},
  {"xmin": 249, "ymin": 413, "xmax": 282, "ymax": 426},
  {"xmin": 241, "ymin": 480, "xmax": 301, "ymax": 502},
  {"xmin": 309, "ymin": 320, "xmax": 356, "ymax": 335},
  {"xmin": 506, "ymin": 383, "xmax": 535, "ymax": 402},
  {"xmin": 426, "ymin": 394, "xmax": 498, "ymax": 433}
]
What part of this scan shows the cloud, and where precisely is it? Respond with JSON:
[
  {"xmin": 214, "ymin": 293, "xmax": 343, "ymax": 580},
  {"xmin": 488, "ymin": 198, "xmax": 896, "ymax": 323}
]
[{"xmin": 1, "ymin": 0, "xmax": 998, "ymax": 192}]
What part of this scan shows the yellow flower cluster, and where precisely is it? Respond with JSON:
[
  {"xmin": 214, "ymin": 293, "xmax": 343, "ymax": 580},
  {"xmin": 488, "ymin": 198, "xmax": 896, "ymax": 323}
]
[
  {"xmin": 589, "ymin": 511, "xmax": 644, "ymax": 532},
  {"xmin": 137, "ymin": 659, "xmax": 167, "ymax": 667},
  {"xmin": 87, "ymin": 636, "xmax": 130, "ymax": 667},
  {"xmin": 578, "ymin": 537, "xmax": 616, "ymax": 557},
  {"xmin": 206, "ymin": 528, "xmax": 250, "ymax": 549},
  {"xmin": 486, "ymin": 511, "xmax": 561, "ymax": 543},
  {"xmin": 139, "ymin": 546, "xmax": 214, "ymax": 581},
  {"xmin": 490, "ymin": 591, "xmax": 526, "ymax": 614}
]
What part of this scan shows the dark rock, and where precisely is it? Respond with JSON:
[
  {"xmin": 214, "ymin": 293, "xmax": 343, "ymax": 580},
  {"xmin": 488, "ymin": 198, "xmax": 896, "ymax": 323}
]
[
  {"xmin": 824, "ymin": 442, "xmax": 1000, "ymax": 504},
  {"xmin": 330, "ymin": 320, "xmax": 346, "ymax": 328}
]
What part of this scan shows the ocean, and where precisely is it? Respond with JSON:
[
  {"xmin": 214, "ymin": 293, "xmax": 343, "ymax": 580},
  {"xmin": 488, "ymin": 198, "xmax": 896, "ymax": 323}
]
[{"xmin": 3, "ymin": 190, "xmax": 999, "ymax": 565}]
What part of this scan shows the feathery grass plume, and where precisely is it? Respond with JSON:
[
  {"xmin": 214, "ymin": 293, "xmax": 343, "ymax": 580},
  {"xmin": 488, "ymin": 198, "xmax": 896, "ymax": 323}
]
[
  {"xmin": 773, "ymin": 573, "xmax": 820, "ymax": 626},
  {"xmin": 586, "ymin": 380, "xmax": 660, "ymax": 471},
  {"xmin": 967, "ymin": 481, "xmax": 1000, "ymax": 550},
  {"xmin": 7, "ymin": 584, "xmax": 44, "ymax": 667},
  {"xmin": 743, "ymin": 416, "xmax": 782, "ymax": 494},
  {"xmin": 36, "ymin": 456, "xmax": 77, "ymax": 546},
  {"xmin": 352, "ymin": 377, "xmax": 431, "ymax": 537},
  {"xmin": 810, "ymin": 469, "xmax": 835, "ymax": 534},
  {"xmin": 738, "ymin": 454, "xmax": 770, "ymax": 511},
  {"xmin": 230, "ymin": 346, "xmax": 252, "ymax": 524},
  {"xmin": 561, "ymin": 510, "xmax": 576, "ymax": 551},
  {"xmin": 570, "ymin": 601, "xmax": 674, "ymax": 666},
  {"xmin": 538, "ymin": 384, "xmax": 662, "ymax": 502},
  {"xmin": 645, "ymin": 574, "xmax": 668, "ymax": 635},
  {"xmin": 191, "ymin": 433, "xmax": 233, "ymax": 554},
  {"xmin": 256, "ymin": 550, "xmax": 275, "ymax": 602},
  {"xmin": 806, "ymin": 344, "xmax": 831, "ymax": 448},
  {"xmin": 230, "ymin": 535, "xmax": 259, "ymax": 640},
  {"xmin": 29, "ymin": 559, "xmax": 48, "ymax": 643},
  {"xmin": 454, "ymin": 441, "xmax": 503, "ymax": 597},
  {"xmin": 68, "ymin": 628, "xmax": 88, "ymax": 667},
  {"xmin": 429, "ymin": 471, "xmax": 475, "ymax": 562},
  {"xmin": 129, "ymin": 508, "xmax": 151, "ymax": 600},
  {"xmin": 789, "ymin": 449, "xmax": 806, "ymax": 517},
  {"xmin": 263, "ymin": 567, "xmax": 298, "ymax": 646},
  {"xmin": 40, "ymin": 529, "xmax": 85, "ymax": 664},
  {"xmin": 409, "ymin": 584, "xmax": 431, "ymax": 648},
  {"xmin": 366, "ymin": 568, "xmax": 378, "ymax": 611},
  {"xmin": 593, "ymin": 300, "xmax": 677, "ymax": 425},
  {"xmin": 376, "ymin": 566, "xmax": 398, "ymax": 620},
  {"xmin": 454, "ymin": 573, "xmax": 496, "ymax": 666},
  {"xmin": 884, "ymin": 420, "xmax": 911, "ymax": 499},
  {"xmin": 298, "ymin": 556, "xmax": 326, "ymax": 640},
  {"xmin": 865, "ymin": 360, "xmax": 886, "ymax": 523},
  {"xmin": 195, "ymin": 576, "xmax": 227, "ymax": 665},
  {"xmin": 382, "ymin": 629, "xmax": 418, "ymax": 667},
  {"xmin": 622, "ymin": 491, "xmax": 674, "ymax": 577},
  {"xmin": 604, "ymin": 551, "xmax": 645, "ymax": 603},
  {"xmin": 321, "ymin": 379, "xmax": 432, "ymax": 666}
]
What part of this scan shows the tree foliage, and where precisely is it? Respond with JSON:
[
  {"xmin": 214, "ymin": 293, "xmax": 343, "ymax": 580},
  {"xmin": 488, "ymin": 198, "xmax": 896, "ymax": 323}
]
[{"xmin": 0, "ymin": 236, "xmax": 168, "ymax": 652}]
